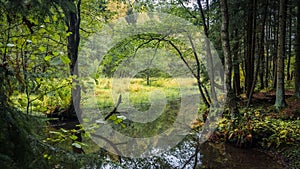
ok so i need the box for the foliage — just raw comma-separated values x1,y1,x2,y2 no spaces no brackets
40,121,126,168
254,118,300,148
46,126,87,149
135,67,172,79
216,108,300,149
216,111,254,147
11,77,72,115
0,106,43,169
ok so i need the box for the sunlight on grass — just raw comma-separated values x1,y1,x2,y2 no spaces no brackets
94,78,198,109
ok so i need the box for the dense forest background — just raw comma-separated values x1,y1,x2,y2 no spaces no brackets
1,0,300,168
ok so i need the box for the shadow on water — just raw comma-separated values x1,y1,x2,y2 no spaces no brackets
199,142,283,169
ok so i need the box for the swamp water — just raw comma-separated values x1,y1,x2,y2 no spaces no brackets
93,137,284,169
82,96,283,168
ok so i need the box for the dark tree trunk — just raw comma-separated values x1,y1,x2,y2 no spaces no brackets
265,15,272,89
247,0,268,106
275,0,287,109
272,52,277,89
259,50,265,90
206,0,210,31
287,4,292,81
259,0,269,90
272,9,279,89
265,41,269,88
295,0,300,98
146,72,150,85
233,29,241,96
245,0,257,98
65,0,84,153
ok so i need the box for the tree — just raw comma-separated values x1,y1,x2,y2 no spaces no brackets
245,0,257,98
63,0,84,154
220,0,238,115
274,0,287,109
232,28,241,96
247,0,269,106
197,0,218,106
295,0,300,99
220,0,231,94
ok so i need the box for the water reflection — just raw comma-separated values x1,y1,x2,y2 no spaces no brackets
98,136,284,169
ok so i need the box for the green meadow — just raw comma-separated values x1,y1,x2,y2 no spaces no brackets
93,77,199,110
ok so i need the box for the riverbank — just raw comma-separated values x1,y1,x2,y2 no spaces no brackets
205,90,300,169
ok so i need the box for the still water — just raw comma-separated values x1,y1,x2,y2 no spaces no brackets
96,138,283,169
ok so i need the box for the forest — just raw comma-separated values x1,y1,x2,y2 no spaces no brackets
0,0,300,168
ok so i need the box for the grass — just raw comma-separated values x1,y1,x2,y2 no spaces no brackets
11,77,198,115
93,77,198,110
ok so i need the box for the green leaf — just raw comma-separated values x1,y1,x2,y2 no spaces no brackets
39,46,46,52
60,55,71,64
69,135,78,140
43,154,51,160
53,34,60,40
115,118,123,124
121,123,126,128
49,131,60,134
31,37,37,44
66,32,73,37
44,17,50,23
52,15,58,22
60,128,68,133
53,51,59,56
44,55,52,61
109,114,117,121
72,142,82,149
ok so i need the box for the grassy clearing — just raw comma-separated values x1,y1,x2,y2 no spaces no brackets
94,77,198,110
10,77,198,117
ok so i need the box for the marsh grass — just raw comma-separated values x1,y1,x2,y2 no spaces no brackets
94,77,198,110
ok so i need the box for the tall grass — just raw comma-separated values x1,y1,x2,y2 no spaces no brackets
94,78,198,110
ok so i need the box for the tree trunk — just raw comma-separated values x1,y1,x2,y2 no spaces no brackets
146,71,150,85
197,0,218,106
265,17,271,89
275,0,287,109
265,41,269,88
233,29,241,95
259,48,265,90
220,0,231,92
247,0,268,106
259,0,269,90
272,52,277,89
206,0,210,31
245,0,257,98
295,0,300,98
66,0,84,153
272,9,279,89
220,0,238,115
287,4,292,81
